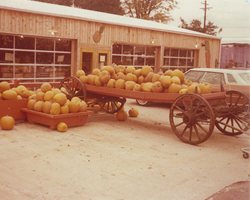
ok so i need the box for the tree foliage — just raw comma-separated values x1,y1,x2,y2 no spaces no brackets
32,0,124,15
179,18,222,36
121,0,178,24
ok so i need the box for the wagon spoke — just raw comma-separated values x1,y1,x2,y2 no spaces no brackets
196,121,209,135
189,125,193,141
194,124,201,140
175,105,185,114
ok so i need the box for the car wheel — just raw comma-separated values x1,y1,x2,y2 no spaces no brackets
136,99,152,106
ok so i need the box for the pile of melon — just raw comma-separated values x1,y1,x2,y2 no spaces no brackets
27,83,88,115
0,81,34,100
76,65,211,94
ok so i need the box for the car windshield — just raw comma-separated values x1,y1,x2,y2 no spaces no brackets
239,73,250,84
184,71,205,82
201,72,225,85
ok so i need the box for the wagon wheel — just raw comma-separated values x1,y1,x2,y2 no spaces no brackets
215,90,250,136
169,93,215,145
98,96,126,114
58,76,87,102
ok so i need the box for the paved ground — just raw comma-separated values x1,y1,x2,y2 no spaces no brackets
0,99,249,200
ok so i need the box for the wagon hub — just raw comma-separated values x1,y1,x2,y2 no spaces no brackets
183,112,196,125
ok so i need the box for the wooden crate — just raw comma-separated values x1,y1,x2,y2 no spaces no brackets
21,108,93,129
0,99,28,120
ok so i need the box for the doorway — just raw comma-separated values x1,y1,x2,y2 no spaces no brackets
81,52,93,75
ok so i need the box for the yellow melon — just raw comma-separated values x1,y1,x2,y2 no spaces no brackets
0,116,15,130
115,79,125,89
34,101,44,112
152,81,164,93
171,69,185,82
0,81,10,93
125,81,136,90
133,69,141,77
71,97,82,102
133,84,142,91
17,95,22,100
52,88,62,95
92,68,101,76
57,122,68,132
50,102,61,115
141,82,153,92
171,76,181,85
79,75,89,84
2,90,17,100
164,69,173,76
145,72,154,82
128,108,139,117
44,91,55,101
160,76,172,88
179,89,187,94
116,110,128,121
11,88,21,95
141,66,153,77
137,76,145,84
99,70,111,84
17,85,27,93
114,72,125,80
187,85,201,94
36,92,45,101
107,79,116,88
60,104,69,114
168,83,182,93
87,74,97,85
126,66,135,74
53,93,67,106
79,101,88,112
101,66,115,74
68,101,80,113
115,65,126,74
76,69,85,78
95,77,103,86
27,99,37,110
41,83,52,93
42,101,52,113
152,73,161,83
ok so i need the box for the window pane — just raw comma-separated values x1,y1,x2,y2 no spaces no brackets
134,56,144,65
15,51,34,63
187,59,194,66
15,36,35,50
56,39,71,51
146,58,155,66
164,49,170,56
202,72,225,85
0,65,13,78
0,50,14,63
36,52,54,64
112,44,122,54
171,49,178,57
56,53,71,64
179,58,186,66
164,58,170,66
122,56,133,65
146,47,155,56
170,58,178,66
180,50,187,57
36,38,54,51
187,50,194,58
55,66,71,77
123,45,133,54
135,46,145,55
227,73,237,83
0,35,13,48
112,55,122,65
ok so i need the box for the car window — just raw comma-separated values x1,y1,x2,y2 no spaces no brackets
227,73,237,83
201,72,225,85
184,71,205,82
239,73,250,84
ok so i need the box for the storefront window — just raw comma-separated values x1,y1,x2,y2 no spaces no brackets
112,44,155,68
0,34,72,82
163,48,195,72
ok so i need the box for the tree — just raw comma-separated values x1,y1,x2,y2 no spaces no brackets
32,0,124,15
122,0,178,24
179,18,222,36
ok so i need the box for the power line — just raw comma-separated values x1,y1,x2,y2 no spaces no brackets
200,0,212,32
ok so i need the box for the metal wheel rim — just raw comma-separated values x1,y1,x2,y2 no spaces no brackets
169,93,215,145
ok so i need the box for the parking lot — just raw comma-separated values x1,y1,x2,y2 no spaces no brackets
0,99,249,200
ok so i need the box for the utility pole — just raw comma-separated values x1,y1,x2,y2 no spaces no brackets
201,0,212,33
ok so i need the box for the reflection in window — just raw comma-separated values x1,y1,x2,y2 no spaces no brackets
56,53,71,64
15,51,34,63
15,36,35,50
0,35,13,48
56,39,71,51
112,44,155,67
36,38,54,50
0,50,14,63
36,52,54,64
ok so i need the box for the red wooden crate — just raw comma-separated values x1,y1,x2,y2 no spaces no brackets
0,99,28,120
21,108,93,129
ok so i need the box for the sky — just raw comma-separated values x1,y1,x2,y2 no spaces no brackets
167,0,250,41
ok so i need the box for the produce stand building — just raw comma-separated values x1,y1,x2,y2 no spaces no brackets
0,0,221,83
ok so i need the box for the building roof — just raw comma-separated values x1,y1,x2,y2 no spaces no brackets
0,0,220,40
221,38,250,45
